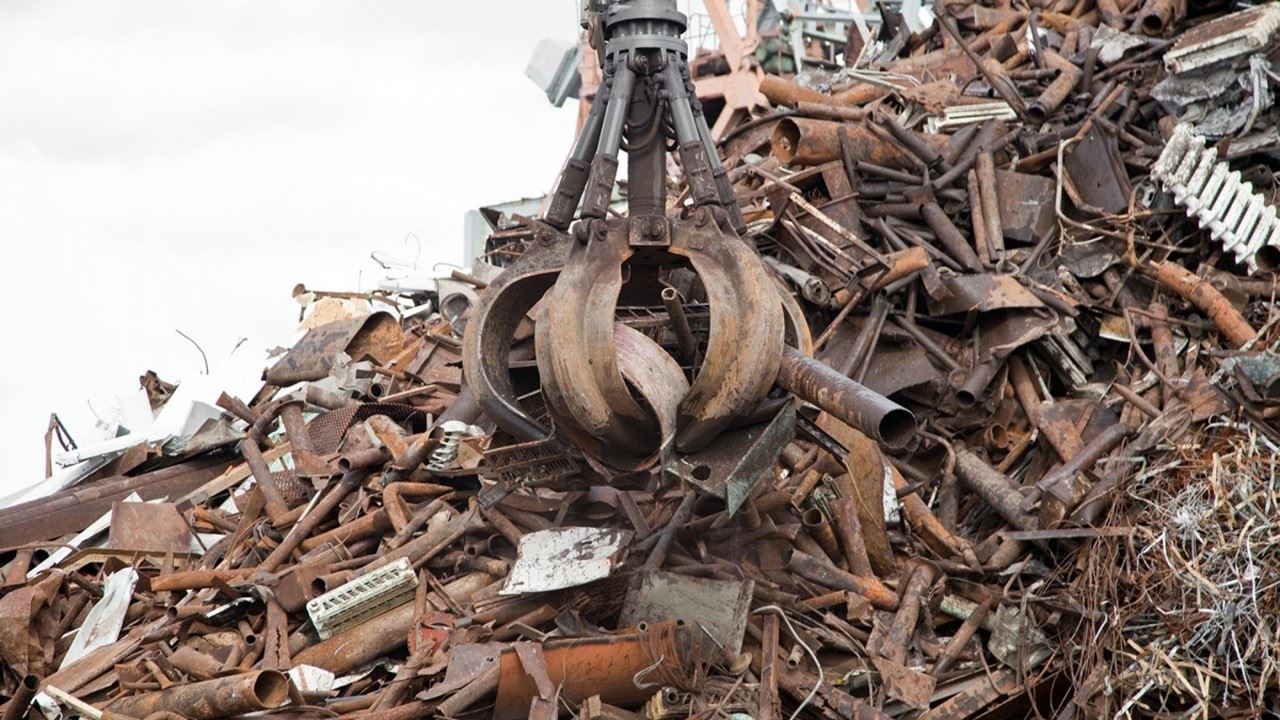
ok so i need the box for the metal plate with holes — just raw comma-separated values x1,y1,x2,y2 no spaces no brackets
665,402,796,516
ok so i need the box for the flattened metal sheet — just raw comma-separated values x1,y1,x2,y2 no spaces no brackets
501,527,633,595
619,570,753,658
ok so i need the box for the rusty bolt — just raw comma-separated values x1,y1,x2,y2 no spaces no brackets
648,216,665,239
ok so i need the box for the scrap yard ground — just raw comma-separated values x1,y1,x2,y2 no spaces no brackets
4,1,1280,719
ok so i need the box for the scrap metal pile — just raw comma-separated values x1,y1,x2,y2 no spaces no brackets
8,0,1280,718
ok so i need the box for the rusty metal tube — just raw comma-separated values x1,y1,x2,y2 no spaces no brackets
239,439,288,523
304,383,355,410
387,497,456,549
166,646,224,681
1034,423,1132,509
772,118,940,170
975,152,1005,258
1026,51,1081,124
954,450,1037,531
921,203,983,272
760,75,881,108
383,481,452,532
279,401,328,477
793,101,866,122
787,550,898,610
801,508,843,567
1,675,38,720
365,415,411,465
259,468,370,573
106,670,289,720
299,508,392,552
830,496,874,578
955,358,1003,409
291,572,492,674
777,347,916,448
277,402,315,453
882,115,943,168
149,569,251,593
661,287,699,364
1135,0,1184,36
360,508,485,575
337,447,390,473
933,596,995,675
882,563,935,665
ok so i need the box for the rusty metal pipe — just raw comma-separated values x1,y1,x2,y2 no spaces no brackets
943,123,981,167
1026,51,1081,124
337,447,390,472
882,115,945,169
644,491,698,571
661,287,699,364
238,440,288,524
106,671,289,720
793,101,866,122
881,563,935,665
479,505,524,547
216,392,259,426
278,401,329,477
304,383,355,410
777,347,916,448
954,450,1037,530
975,152,1005,259
890,317,962,372
299,508,392,552
362,508,485,575
760,75,882,108
801,508,843,568
277,401,315,453
921,203,983,272
365,416,411,464
830,496,874,578
933,596,995,675
166,647,223,681
839,298,888,378
259,468,370,573
383,482,452,532
787,550,898,610
1,675,38,720
291,573,492,674
772,118,940,170
955,358,1003,408
932,124,1016,190
149,569,251,593
1134,0,1183,36
1034,423,1132,509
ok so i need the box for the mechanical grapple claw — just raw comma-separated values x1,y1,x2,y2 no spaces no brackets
462,0,914,473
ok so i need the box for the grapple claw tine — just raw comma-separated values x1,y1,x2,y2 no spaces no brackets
461,237,568,442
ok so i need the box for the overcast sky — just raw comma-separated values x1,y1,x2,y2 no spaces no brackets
0,2,586,492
